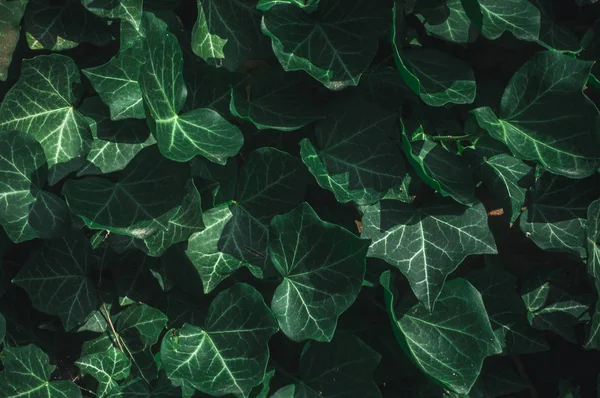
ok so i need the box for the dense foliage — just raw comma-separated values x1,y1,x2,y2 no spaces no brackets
1,0,600,396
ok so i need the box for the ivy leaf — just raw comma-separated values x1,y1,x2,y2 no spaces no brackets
300,99,405,206
472,51,600,178
362,198,497,310
0,345,81,397
191,156,238,208
0,0,27,81
257,0,320,12
230,68,325,131
76,346,131,397
520,173,600,259
381,271,502,395
0,131,70,242
116,303,168,348
13,232,99,331
587,199,600,293
186,148,308,293
393,3,476,106
475,0,541,41
81,0,143,31
273,333,381,397
466,264,549,355
0,54,92,184
24,0,113,51
77,97,156,176
533,0,580,52
521,270,590,343
63,146,190,241
474,153,534,224
82,21,146,120
161,284,278,398
356,65,418,111
183,62,249,116
419,0,476,43
261,0,389,90
141,13,243,163
142,179,205,257
402,134,475,206
269,203,369,342
191,0,271,71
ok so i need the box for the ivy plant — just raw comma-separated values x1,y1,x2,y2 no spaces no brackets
1,0,600,397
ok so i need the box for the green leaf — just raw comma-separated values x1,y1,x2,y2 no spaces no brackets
474,153,533,224
419,0,477,43
191,156,238,207
192,0,271,71
520,173,600,259
0,131,70,242
521,269,590,343
466,264,549,355
117,303,168,348
402,134,475,206
0,54,92,184
257,0,320,12
24,0,113,51
469,357,530,398
362,198,497,310
77,97,156,176
230,68,325,131
300,99,405,206
13,232,100,330
274,333,381,397
186,148,308,293
142,179,205,257
161,284,278,398
0,0,27,81
476,0,541,41
585,299,600,349
356,65,418,111
587,199,600,293
0,312,5,344
63,146,190,241
141,14,243,163
393,3,476,106
533,0,581,52
0,345,81,397
183,62,249,116
76,345,131,397
471,51,600,178
381,271,502,395
82,0,143,31
261,0,389,90
82,21,146,120
269,203,369,341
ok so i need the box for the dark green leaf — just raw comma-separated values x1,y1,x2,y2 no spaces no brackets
230,68,325,131
77,97,156,176
402,134,475,206
300,99,405,206
0,54,92,183
13,232,100,330
192,0,271,71
24,0,113,51
141,13,243,163
0,345,81,397
472,51,600,178
186,148,308,293
274,333,381,397
261,0,389,90
0,131,70,242
76,345,131,397
381,271,502,395
161,284,278,398
82,0,143,31
520,173,600,259
363,198,497,310
269,203,369,341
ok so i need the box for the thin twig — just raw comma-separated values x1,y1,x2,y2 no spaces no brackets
102,303,124,353
428,134,471,141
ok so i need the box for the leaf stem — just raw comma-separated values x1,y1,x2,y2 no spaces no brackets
102,303,124,353
428,134,471,141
